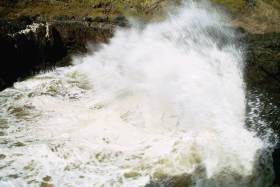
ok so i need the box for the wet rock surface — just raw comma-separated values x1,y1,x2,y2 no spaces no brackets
245,32,280,91
0,19,66,90
273,147,280,185
0,16,128,91
244,32,280,185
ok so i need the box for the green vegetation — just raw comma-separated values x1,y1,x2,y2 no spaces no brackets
0,0,278,18
212,0,279,14
212,0,247,13
0,0,171,19
233,0,280,33
211,0,280,33
0,0,279,32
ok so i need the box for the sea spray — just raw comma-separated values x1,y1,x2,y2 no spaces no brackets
0,1,274,187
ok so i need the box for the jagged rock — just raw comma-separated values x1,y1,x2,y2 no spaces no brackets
53,15,74,21
0,18,68,90
0,15,129,91
244,32,280,186
273,147,280,185
113,16,129,27
0,16,34,34
0,0,18,7
92,16,109,23
245,32,280,90
50,20,113,53
83,16,94,22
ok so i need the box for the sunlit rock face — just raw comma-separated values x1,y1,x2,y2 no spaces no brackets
0,2,275,187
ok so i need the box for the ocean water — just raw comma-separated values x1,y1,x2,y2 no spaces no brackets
0,2,274,187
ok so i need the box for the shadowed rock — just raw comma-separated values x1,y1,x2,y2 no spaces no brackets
273,147,280,185
0,16,129,91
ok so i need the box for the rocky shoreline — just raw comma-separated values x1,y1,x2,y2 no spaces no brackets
0,15,128,90
0,14,279,185
1,16,279,90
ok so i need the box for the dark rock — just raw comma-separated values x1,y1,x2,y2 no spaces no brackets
245,32,280,91
0,20,67,90
0,15,124,91
244,32,280,137
83,16,94,22
146,175,192,187
273,147,280,185
0,16,34,34
0,0,18,7
246,0,257,8
53,15,73,21
243,31,280,185
50,20,113,53
92,16,108,23
17,15,34,25
113,16,129,27
92,1,111,9
46,26,67,64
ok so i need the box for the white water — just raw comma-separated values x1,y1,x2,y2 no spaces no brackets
0,2,274,187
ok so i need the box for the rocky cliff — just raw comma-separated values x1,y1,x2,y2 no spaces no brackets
0,15,128,90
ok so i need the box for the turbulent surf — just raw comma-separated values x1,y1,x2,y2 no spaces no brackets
0,2,274,187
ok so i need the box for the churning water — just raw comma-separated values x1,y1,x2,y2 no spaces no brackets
0,2,275,187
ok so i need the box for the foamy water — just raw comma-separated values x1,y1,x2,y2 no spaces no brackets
0,2,274,187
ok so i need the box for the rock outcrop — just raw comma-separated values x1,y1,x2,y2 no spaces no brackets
273,147,280,185
245,32,280,90
0,16,128,90
244,32,280,185
0,17,65,90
